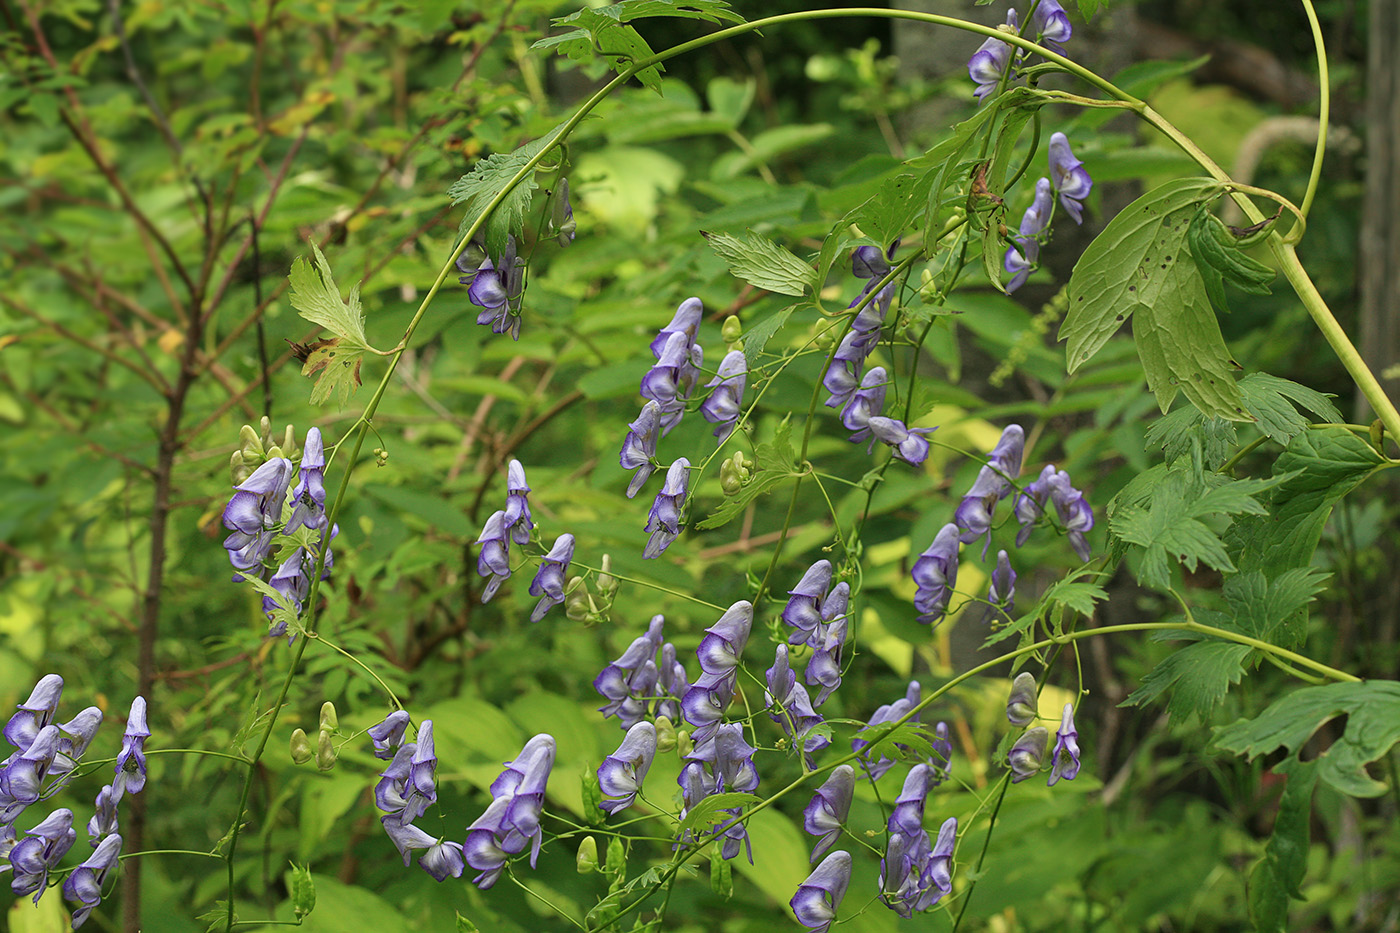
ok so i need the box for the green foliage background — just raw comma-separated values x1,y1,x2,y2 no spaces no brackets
1,1,1397,931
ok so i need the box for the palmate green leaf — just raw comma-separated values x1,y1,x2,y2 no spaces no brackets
1214,680,1400,798
1143,404,1238,468
447,122,566,258
1236,372,1343,442
677,791,761,838
1109,462,1281,591
701,230,816,297
289,242,368,349
1222,566,1328,644
1121,640,1251,721
853,722,936,763
1061,178,1251,421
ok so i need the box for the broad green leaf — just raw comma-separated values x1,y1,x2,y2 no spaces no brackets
734,808,811,908
1214,680,1400,797
548,0,742,27
533,24,665,93
706,75,755,127
1121,640,1250,721
1041,578,1108,617
701,230,816,297
1222,567,1328,645
447,123,566,257
740,304,797,367
1062,178,1250,419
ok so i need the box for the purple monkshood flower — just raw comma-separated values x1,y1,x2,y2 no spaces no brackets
374,722,436,825
620,400,663,498
805,605,848,708
880,816,957,917
680,672,735,745
930,722,953,786
112,697,149,799
888,764,931,837
222,457,294,578
528,533,575,622
696,600,753,680
803,765,854,863
853,682,922,782
1014,464,1094,559
503,459,534,545
912,524,960,626
700,350,747,442
595,617,666,729
642,331,704,437
63,832,122,925
988,549,1017,622
0,725,60,823
465,734,556,889
1032,0,1072,54
682,724,758,861
1006,672,1038,726
867,416,935,466
841,366,889,445
367,710,411,760
50,706,102,785
474,510,511,602
8,807,76,903
1048,703,1081,785
1009,726,1049,783
650,297,704,359
284,427,328,536
263,540,337,641
822,346,862,412
1005,177,1054,292
4,674,63,752
784,560,833,646
86,785,119,844
1049,132,1092,224
643,459,690,559
597,721,657,815
457,236,524,340
655,642,689,724
551,178,576,247
380,818,464,881
954,424,1026,555
968,9,1019,103
764,646,829,768
791,849,852,933
1014,464,1058,545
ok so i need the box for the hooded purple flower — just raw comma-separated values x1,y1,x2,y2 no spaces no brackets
880,814,957,918
367,710,411,760
111,697,149,799
764,645,828,767
912,524,960,626
1032,0,1072,54
1004,177,1054,292
4,674,63,752
284,427,328,536
1006,672,1038,726
1047,468,1095,561
650,297,703,359
50,706,102,784
822,345,862,412
791,850,852,933
474,510,511,603
968,9,1019,103
888,764,931,837
988,549,1017,622
86,785,119,844
954,424,1025,555
8,807,76,902
841,366,889,445
594,617,666,729
1047,703,1081,785
682,723,758,861
853,681,922,781
373,722,436,827
62,831,120,925
503,459,534,545
222,457,294,577
642,331,703,437
643,459,690,559
805,605,847,708
597,721,657,815
466,734,556,888
696,600,753,680
783,560,833,646
458,236,524,340
803,765,854,863
551,178,576,247
1014,464,1058,545
700,349,747,442
620,400,663,498
868,416,935,466
380,818,464,880
0,725,60,823
680,671,735,744
655,642,689,724
1009,726,1049,783
528,533,575,622
1048,132,1092,224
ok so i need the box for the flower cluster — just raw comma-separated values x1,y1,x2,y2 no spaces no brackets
594,616,687,730
822,246,934,466
1014,463,1095,561
764,645,829,768
680,723,759,861
473,460,578,616
1004,134,1093,292
466,734,557,888
881,806,958,918
780,561,851,706
954,424,1026,556
373,719,466,881
643,298,705,436
222,425,338,642
1004,676,1082,785
2,677,143,925
912,524,960,627
680,601,751,745
968,2,1073,103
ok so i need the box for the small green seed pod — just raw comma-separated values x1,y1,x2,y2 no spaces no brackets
576,836,599,874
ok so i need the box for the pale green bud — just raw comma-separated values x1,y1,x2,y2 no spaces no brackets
319,701,338,733
576,836,599,873
315,729,337,771
289,728,314,765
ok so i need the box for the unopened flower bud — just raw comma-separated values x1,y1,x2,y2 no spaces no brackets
721,316,743,344
1006,672,1038,726
816,329,835,350
319,701,338,733
720,460,744,496
315,729,337,771
605,836,626,877
565,576,591,621
676,729,693,758
289,864,316,919
290,728,314,765
239,424,264,459
576,836,599,873
230,450,253,485
654,715,677,753
596,555,617,599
